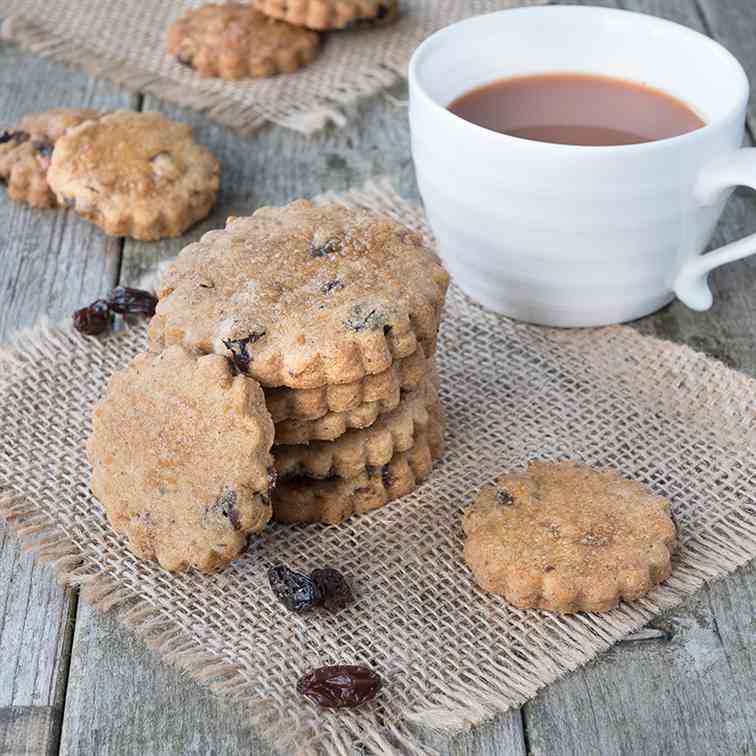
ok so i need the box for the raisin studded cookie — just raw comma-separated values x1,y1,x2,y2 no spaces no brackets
87,346,276,573
463,462,677,614
150,201,449,388
0,108,101,208
275,371,438,478
254,0,398,30
167,4,320,79
266,345,428,422
273,409,445,524
47,111,220,240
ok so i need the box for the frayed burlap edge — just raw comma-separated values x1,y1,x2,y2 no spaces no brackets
0,14,401,135
2,301,756,752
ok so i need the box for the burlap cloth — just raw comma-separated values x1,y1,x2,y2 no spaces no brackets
2,182,756,755
0,0,543,136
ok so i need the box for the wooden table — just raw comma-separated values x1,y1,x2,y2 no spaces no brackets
1,1,754,754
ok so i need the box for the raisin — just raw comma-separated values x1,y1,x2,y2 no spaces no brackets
321,279,344,295
202,489,240,530
380,466,393,488
495,489,514,506
107,286,158,316
310,238,342,258
0,130,29,145
223,331,266,374
311,568,353,611
298,665,381,709
383,324,392,335
177,53,194,69
32,140,53,158
344,305,386,333
268,565,322,612
73,299,111,335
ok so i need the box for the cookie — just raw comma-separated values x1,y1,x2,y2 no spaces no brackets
0,108,101,208
275,372,438,480
167,4,320,80
462,462,677,614
265,344,428,422
87,345,276,573
150,201,449,388
47,111,220,240
254,0,398,30
272,409,445,524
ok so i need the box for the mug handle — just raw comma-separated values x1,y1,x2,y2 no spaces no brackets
673,148,756,310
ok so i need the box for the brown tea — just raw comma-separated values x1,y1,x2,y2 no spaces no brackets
447,73,705,146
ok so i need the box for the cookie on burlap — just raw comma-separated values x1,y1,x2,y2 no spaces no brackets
87,346,276,573
275,371,438,478
254,0,398,30
265,345,428,422
0,108,101,208
150,200,449,388
463,462,677,614
167,4,321,80
47,111,220,240
273,409,445,524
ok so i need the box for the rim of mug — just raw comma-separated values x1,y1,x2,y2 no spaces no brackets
408,5,750,153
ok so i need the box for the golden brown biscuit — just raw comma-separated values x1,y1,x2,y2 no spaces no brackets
0,108,101,208
274,372,438,479
272,408,445,524
150,201,449,388
167,4,321,80
265,344,429,422
254,0,398,30
47,111,220,240
87,346,276,573
463,462,677,614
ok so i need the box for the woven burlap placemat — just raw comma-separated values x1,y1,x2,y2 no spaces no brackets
2,182,756,755
0,0,543,136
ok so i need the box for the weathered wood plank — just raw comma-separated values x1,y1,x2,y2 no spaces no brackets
58,603,273,756
696,0,756,135
0,706,60,756
0,39,134,756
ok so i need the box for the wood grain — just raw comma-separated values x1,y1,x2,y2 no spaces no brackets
0,39,134,756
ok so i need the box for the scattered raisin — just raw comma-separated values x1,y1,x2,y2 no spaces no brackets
383,324,392,335
311,568,353,611
495,489,514,506
298,665,381,709
31,140,53,158
310,238,342,258
223,331,266,374
268,565,322,612
73,299,111,336
544,565,555,572
321,279,344,294
0,130,29,145
107,286,158,316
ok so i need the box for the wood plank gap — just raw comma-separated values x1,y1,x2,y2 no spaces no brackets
50,590,79,756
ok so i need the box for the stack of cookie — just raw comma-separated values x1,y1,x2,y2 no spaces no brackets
166,1,398,80
88,199,449,572
149,200,449,527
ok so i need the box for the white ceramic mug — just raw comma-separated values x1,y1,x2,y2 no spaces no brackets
409,6,756,327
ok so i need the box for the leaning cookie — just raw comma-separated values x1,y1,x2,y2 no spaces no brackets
272,410,445,525
47,111,220,240
254,0,398,30
87,346,276,573
167,4,320,79
150,201,449,388
265,345,429,422
463,462,677,614
0,108,101,208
